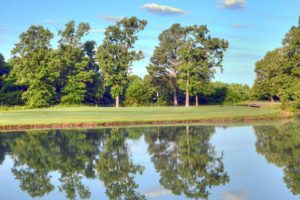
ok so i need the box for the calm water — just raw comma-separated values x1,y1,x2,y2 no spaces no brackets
0,119,299,200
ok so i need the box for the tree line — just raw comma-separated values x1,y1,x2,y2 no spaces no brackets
0,16,299,108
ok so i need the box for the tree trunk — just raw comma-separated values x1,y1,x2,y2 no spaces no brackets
271,96,274,103
196,95,199,107
185,70,190,107
115,95,120,108
185,84,189,107
173,89,178,106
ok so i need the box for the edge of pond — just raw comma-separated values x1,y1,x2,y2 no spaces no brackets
0,111,295,131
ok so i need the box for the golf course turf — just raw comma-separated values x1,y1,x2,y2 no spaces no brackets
0,105,293,130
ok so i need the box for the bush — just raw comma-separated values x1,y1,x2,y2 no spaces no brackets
125,77,155,106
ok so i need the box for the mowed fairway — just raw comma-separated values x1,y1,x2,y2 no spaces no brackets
0,106,283,127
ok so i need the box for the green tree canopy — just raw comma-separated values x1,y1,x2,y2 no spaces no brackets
96,16,147,107
147,24,185,106
58,21,99,105
252,16,300,109
125,75,156,106
177,25,229,107
10,25,58,108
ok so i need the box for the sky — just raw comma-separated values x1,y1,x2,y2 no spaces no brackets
0,0,299,85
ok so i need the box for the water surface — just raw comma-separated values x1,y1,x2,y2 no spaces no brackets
0,119,299,200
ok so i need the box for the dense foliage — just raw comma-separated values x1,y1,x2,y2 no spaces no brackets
147,24,184,106
3,16,298,108
147,24,229,107
125,76,156,106
5,22,105,108
252,17,300,109
0,53,25,106
96,17,147,107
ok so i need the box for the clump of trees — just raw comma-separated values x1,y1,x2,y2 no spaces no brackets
7,15,296,108
124,79,250,106
252,17,300,110
96,17,147,107
148,24,229,107
7,21,105,108
0,17,231,108
125,75,156,106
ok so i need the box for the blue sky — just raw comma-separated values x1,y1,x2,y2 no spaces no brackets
0,0,299,85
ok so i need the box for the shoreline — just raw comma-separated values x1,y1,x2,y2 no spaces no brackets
0,111,294,131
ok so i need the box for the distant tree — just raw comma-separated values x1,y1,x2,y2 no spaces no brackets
96,16,147,107
0,54,24,105
190,79,213,107
0,72,26,106
225,83,250,105
58,21,97,105
252,49,283,101
0,53,11,77
0,53,10,91
10,25,57,108
147,24,184,106
125,76,155,106
200,82,227,104
177,25,228,107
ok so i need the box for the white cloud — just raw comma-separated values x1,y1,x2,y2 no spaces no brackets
142,3,189,16
97,15,124,22
221,0,246,9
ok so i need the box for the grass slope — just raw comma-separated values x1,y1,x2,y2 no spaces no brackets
0,106,283,128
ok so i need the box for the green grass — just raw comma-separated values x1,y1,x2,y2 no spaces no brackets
0,105,284,127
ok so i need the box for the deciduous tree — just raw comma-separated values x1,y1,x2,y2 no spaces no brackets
96,17,147,107
147,24,184,106
177,25,228,107
10,25,57,108
58,21,97,105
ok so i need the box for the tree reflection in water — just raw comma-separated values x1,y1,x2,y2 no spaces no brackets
145,125,229,199
0,128,144,200
254,119,300,196
96,128,145,200
0,125,229,200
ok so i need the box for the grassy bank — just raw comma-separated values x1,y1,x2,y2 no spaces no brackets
0,105,291,130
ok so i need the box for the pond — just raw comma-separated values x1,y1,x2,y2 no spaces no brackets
0,118,299,200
